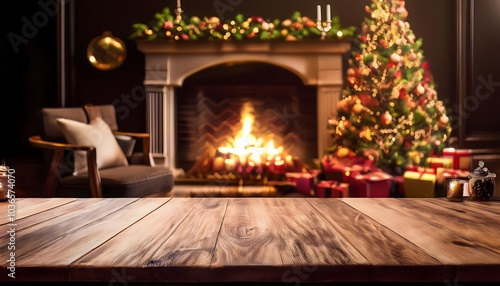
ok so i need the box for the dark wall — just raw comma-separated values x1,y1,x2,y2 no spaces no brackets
1,0,457,161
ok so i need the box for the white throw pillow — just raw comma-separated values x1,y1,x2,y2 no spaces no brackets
56,117,129,175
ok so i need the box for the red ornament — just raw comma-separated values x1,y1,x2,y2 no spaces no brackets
163,21,174,30
380,112,393,125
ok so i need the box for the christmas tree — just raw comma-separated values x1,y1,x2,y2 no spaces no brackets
327,0,452,175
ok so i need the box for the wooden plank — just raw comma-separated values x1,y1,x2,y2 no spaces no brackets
0,198,139,281
9,198,170,282
261,198,371,282
144,198,228,281
306,198,446,282
209,198,288,281
343,198,500,282
3,199,100,232
70,198,205,282
0,198,77,225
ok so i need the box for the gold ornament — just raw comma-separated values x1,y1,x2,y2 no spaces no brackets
352,103,365,114
337,147,352,158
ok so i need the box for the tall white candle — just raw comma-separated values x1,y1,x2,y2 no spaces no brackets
326,4,331,22
317,5,321,21
177,0,181,7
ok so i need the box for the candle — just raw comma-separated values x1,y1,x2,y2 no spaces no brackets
326,4,331,22
446,178,465,202
317,5,321,21
177,0,181,7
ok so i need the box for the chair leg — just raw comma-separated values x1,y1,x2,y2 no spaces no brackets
86,148,103,198
43,149,64,197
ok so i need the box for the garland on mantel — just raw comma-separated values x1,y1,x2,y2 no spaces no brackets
129,7,356,41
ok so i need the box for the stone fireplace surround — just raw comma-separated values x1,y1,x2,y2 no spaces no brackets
137,40,350,171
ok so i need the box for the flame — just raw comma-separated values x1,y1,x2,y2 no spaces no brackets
216,102,287,172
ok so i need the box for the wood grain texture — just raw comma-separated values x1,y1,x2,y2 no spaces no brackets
2,198,500,283
0,198,138,266
306,198,445,282
261,198,371,282
70,198,205,282
0,198,77,225
343,198,500,282
210,198,284,281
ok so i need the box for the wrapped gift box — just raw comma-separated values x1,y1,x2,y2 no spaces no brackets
442,148,472,170
403,171,437,198
350,171,393,197
405,165,436,174
321,155,378,183
426,156,453,171
285,172,317,196
316,181,349,198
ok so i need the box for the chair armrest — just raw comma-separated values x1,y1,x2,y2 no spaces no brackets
113,131,149,139
29,136,103,198
29,135,94,151
113,131,151,165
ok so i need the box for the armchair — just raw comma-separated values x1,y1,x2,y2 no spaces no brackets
29,104,174,198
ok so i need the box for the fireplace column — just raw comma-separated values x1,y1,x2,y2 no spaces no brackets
317,85,342,157
144,84,176,169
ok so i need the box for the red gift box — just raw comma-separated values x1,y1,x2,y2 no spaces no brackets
442,148,472,170
322,155,378,183
316,180,349,198
350,171,393,197
285,172,317,196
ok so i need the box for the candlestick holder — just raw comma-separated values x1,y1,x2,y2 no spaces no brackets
175,5,183,23
316,4,332,40
316,19,332,40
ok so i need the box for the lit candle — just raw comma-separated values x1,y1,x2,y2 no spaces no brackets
317,5,321,21
326,4,331,22
446,178,465,202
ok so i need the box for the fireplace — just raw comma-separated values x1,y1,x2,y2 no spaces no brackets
137,40,350,175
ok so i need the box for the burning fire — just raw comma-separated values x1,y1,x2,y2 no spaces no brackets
214,102,292,179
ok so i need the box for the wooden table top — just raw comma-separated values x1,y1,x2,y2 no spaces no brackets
1,197,500,283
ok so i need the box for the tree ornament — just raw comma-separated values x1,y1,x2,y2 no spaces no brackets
408,50,417,61
352,103,365,114
390,53,402,64
438,114,449,126
380,111,393,125
416,84,425,95
337,147,352,158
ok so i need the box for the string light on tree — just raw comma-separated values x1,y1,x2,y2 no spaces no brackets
326,0,452,175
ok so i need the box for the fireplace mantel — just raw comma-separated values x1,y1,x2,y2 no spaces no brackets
137,40,350,170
